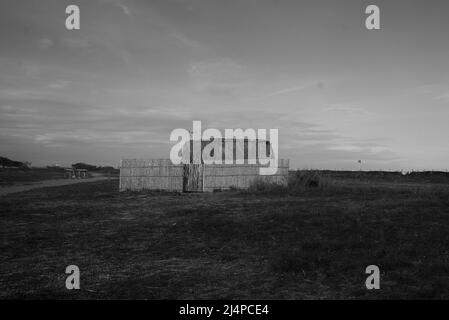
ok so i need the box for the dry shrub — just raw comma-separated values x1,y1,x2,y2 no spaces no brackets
247,170,331,195
287,170,330,193
247,178,287,195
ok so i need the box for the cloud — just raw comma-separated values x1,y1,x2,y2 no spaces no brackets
100,0,132,16
244,81,321,102
407,83,449,103
284,141,400,170
188,59,249,96
324,104,371,115
47,80,70,89
0,105,14,112
0,88,47,100
435,92,449,102
34,130,167,147
170,32,205,50
0,96,194,151
117,3,132,16
256,84,309,100
412,83,442,95
61,38,91,49
37,38,53,49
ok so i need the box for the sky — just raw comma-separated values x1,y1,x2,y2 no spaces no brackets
0,0,448,170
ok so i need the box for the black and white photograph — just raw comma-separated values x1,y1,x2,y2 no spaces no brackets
1,0,449,306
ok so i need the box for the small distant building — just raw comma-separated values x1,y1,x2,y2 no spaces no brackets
65,168,89,179
120,139,289,192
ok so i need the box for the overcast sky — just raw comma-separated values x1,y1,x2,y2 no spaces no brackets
1,0,448,170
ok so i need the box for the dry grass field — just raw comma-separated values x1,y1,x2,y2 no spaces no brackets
0,168,67,186
1,171,449,299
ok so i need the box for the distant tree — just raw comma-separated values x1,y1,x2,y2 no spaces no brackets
71,162,98,170
98,166,115,171
97,166,119,174
0,156,24,168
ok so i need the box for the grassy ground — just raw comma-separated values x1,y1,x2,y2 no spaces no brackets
0,168,67,186
0,167,119,187
1,173,449,299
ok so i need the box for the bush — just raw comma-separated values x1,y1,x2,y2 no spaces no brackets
247,179,287,195
247,170,331,195
287,170,330,193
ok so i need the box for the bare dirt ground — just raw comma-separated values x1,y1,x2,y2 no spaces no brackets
0,176,112,196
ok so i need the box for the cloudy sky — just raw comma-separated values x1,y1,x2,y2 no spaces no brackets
1,0,448,170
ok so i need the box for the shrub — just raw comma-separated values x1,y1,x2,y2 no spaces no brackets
287,170,330,193
247,170,331,195
247,178,287,195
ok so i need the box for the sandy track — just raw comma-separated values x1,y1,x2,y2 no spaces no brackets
0,177,113,196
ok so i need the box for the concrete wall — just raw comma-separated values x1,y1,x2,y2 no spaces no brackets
120,158,289,192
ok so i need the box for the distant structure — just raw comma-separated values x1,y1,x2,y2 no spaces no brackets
65,168,89,179
120,139,289,192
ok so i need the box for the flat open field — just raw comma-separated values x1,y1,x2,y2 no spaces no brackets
1,173,449,299
0,168,67,186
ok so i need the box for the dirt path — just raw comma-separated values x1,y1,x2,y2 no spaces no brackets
0,177,113,196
